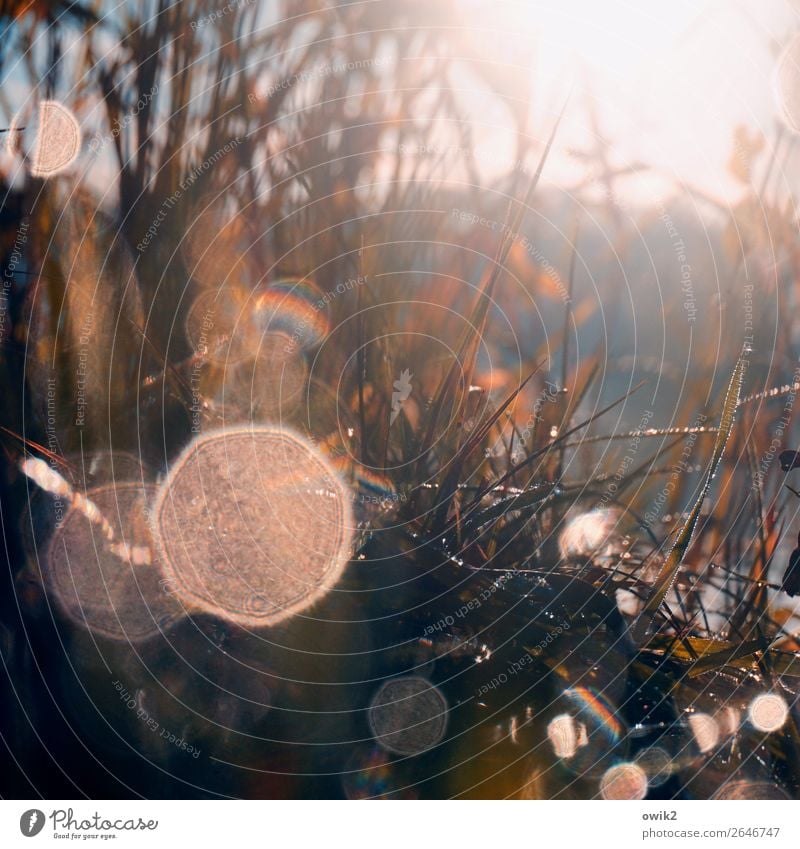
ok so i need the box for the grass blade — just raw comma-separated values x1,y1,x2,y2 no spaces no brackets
634,356,746,642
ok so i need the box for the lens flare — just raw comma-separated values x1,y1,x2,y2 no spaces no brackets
547,713,589,760
633,747,673,787
222,334,308,421
559,508,621,559
154,426,354,628
251,278,329,351
342,747,417,799
748,693,789,733
547,713,589,759
551,687,628,778
563,686,624,745
718,706,741,736
21,451,148,563
7,100,81,177
329,457,402,525
185,287,253,365
599,762,648,800
31,101,81,177
688,712,719,754
44,484,184,641
714,781,791,800
368,676,448,756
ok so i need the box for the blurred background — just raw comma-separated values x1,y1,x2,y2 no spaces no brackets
2,0,800,800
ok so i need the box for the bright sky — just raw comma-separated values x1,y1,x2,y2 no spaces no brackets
455,0,799,204
3,0,798,207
